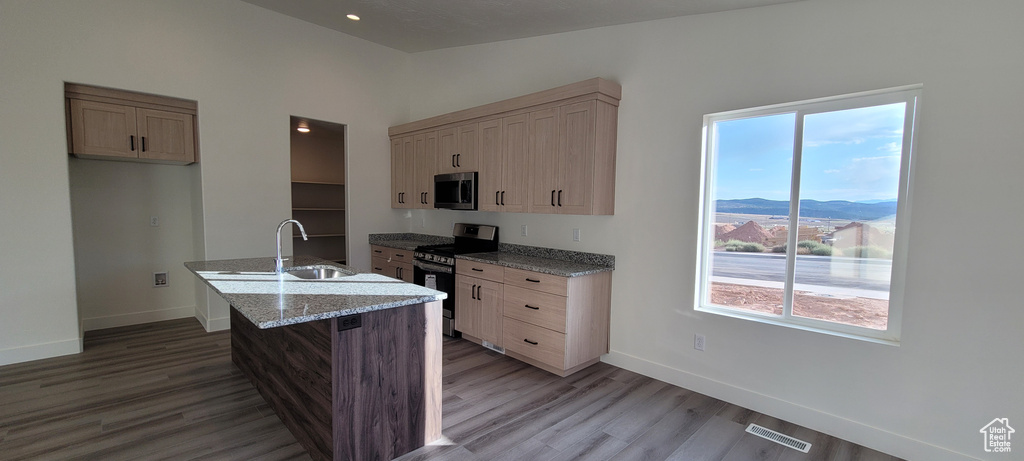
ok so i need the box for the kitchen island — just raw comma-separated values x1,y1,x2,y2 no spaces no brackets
185,256,446,461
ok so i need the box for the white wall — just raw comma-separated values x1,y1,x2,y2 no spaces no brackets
69,159,197,330
402,0,1024,459
0,0,407,360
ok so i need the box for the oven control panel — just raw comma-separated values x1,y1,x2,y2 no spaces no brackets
414,251,455,267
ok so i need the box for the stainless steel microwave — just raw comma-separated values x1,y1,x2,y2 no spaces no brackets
434,172,477,210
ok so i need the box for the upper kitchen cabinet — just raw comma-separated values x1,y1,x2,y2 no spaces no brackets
392,131,437,209
65,83,197,165
530,100,618,215
437,122,479,175
389,78,620,215
480,115,529,213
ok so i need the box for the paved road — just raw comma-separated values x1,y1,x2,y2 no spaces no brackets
710,251,892,292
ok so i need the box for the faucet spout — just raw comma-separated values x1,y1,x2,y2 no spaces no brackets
276,219,308,273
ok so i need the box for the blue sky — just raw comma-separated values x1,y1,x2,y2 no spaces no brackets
713,103,906,202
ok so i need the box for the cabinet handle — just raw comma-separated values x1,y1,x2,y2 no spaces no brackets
422,192,427,204
525,304,540,310
524,339,538,345
456,154,461,167
501,191,505,206
525,278,540,283
495,191,500,206
396,267,402,279
129,135,135,151
551,190,556,206
558,190,562,206
374,266,383,271
141,137,146,152
374,249,383,254
452,154,456,168
471,284,477,300
476,285,482,299
471,267,483,272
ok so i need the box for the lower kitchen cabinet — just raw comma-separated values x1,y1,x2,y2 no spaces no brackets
455,259,612,377
370,245,413,282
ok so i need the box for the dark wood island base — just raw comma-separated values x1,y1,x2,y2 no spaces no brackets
230,301,443,461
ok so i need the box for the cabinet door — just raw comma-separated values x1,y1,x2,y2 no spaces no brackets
557,101,596,215
478,119,502,212
475,278,504,347
69,99,138,158
395,262,414,282
528,108,559,214
455,276,482,339
391,136,415,208
415,131,438,208
501,114,529,213
411,134,426,208
136,108,195,163
437,127,458,175
455,122,479,173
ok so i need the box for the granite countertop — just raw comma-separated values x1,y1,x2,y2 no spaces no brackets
456,252,612,277
185,256,446,329
369,233,615,278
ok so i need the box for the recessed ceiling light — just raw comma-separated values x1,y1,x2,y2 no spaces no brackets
346,14,360,21
297,121,311,133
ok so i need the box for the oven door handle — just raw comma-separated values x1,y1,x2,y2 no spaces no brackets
413,260,453,274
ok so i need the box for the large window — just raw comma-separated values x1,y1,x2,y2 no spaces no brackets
696,86,920,344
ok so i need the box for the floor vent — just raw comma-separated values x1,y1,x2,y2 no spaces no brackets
481,340,505,354
745,423,811,453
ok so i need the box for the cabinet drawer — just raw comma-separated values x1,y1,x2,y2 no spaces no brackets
503,318,565,370
503,285,567,333
389,249,412,263
456,260,504,282
503,268,567,296
370,256,388,275
370,245,387,257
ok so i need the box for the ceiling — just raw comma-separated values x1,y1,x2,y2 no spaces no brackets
239,0,805,53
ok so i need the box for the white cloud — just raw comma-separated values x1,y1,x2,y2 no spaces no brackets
749,168,764,172
824,169,840,174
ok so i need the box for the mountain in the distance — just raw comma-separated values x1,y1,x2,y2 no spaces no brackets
715,198,897,221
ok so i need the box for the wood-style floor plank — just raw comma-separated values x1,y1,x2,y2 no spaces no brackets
0,319,904,461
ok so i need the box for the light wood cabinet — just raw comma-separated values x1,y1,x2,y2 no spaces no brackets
480,115,529,213
370,245,413,282
66,83,197,165
391,131,438,209
390,78,619,215
437,122,479,175
453,259,612,377
501,269,612,377
529,100,616,215
415,131,438,208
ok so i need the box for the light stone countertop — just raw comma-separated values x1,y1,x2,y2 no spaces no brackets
185,256,446,329
368,233,615,277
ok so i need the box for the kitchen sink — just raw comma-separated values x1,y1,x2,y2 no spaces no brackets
285,266,355,280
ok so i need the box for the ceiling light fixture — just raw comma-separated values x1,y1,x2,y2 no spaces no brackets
346,14,360,21
297,121,310,133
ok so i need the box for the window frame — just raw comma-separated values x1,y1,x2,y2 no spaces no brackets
695,85,922,345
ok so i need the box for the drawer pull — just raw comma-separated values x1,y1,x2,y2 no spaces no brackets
524,339,538,345
373,266,383,271
471,267,483,272
525,278,540,283
395,253,404,257
525,304,540,310
373,249,383,254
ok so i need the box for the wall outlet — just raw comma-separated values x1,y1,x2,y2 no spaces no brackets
694,334,705,351
150,216,159,227
521,224,528,236
572,228,581,242
154,272,168,287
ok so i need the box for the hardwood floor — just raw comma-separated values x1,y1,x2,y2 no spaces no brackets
0,319,901,461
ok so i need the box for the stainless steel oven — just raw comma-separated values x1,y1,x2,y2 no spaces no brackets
413,259,457,336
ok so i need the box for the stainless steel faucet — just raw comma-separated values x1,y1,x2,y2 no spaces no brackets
276,219,308,273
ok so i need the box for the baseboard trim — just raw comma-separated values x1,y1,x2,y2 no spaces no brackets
81,306,196,332
602,350,968,461
0,338,82,366
207,316,230,332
